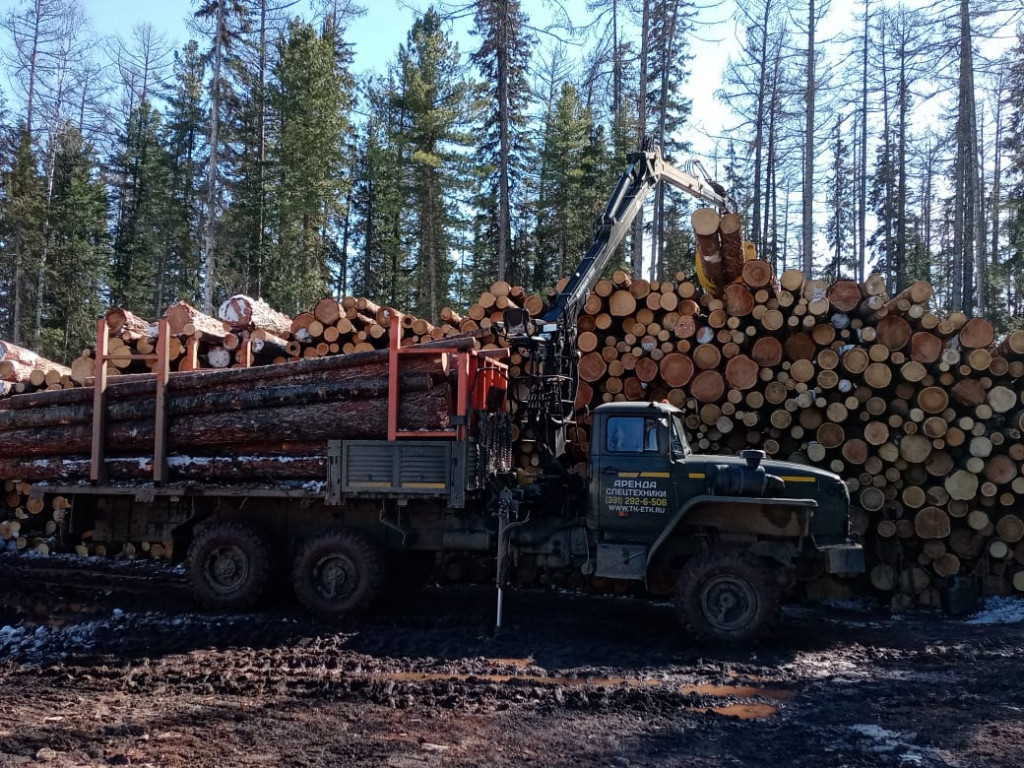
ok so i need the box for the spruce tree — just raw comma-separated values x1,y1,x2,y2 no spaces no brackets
162,40,207,307
39,124,107,362
266,19,352,313
0,125,46,344
350,76,408,308
534,81,590,291
392,8,477,320
109,99,173,317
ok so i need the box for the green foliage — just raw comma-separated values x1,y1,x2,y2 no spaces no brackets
470,0,535,284
824,117,857,281
39,125,108,362
390,7,479,320
265,19,353,314
350,77,409,308
0,125,46,344
161,40,206,308
109,99,174,318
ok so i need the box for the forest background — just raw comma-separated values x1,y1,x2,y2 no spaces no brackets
1,0,1023,364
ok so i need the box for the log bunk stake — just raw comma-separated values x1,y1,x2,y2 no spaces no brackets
90,318,173,485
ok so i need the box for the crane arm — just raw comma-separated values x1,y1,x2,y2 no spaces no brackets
501,143,734,460
540,146,733,329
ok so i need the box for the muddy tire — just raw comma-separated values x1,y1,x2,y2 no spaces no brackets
674,549,779,645
186,521,272,611
291,529,387,618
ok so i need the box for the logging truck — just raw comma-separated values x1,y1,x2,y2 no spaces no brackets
2,143,862,644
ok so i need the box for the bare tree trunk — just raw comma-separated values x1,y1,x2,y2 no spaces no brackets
257,0,268,298
751,0,772,260
858,0,869,283
632,0,649,280
495,10,511,283
952,0,977,313
801,0,815,278
895,33,908,291
990,76,1004,314
202,0,227,313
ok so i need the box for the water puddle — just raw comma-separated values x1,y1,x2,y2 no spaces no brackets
686,703,779,720
680,683,793,701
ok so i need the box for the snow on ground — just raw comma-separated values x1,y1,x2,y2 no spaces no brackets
966,596,1024,625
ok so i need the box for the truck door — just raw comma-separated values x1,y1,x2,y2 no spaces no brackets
594,413,674,538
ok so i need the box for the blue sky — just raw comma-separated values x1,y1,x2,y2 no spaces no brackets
88,0,413,75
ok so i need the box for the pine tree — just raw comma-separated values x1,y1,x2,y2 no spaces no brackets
109,99,173,317
1001,31,1024,322
534,81,591,291
470,0,534,284
194,0,251,311
350,75,409,308
646,0,693,279
825,115,856,281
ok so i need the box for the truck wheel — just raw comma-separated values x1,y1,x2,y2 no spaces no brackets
291,529,386,618
674,549,779,645
186,521,271,611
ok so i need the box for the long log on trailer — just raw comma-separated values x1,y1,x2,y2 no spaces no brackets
0,370,440,431
0,334,480,413
0,453,330,484
0,384,452,461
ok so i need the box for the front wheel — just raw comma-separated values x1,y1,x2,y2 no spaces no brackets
674,549,780,645
291,529,387,618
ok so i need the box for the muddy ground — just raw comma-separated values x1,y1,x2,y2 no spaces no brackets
1,554,1022,768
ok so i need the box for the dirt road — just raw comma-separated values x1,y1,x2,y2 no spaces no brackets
1,554,1022,767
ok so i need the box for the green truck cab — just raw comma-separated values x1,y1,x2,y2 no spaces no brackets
573,401,862,642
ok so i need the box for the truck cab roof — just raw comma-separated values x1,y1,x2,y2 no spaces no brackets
592,401,682,416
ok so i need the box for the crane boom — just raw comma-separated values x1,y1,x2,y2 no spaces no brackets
542,146,733,329
503,143,735,460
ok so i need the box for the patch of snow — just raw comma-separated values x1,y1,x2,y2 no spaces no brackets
966,596,1024,625
219,296,246,324
850,724,903,742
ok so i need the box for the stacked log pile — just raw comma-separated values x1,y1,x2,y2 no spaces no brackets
56,296,463,385
1,480,69,555
0,341,75,396
512,259,1024,606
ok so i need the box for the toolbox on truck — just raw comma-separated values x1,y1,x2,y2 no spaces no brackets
327,439,471,508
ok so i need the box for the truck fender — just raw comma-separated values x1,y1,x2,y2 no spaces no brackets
645,495,817,573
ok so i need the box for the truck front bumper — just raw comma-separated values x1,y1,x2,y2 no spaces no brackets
823,543,865,575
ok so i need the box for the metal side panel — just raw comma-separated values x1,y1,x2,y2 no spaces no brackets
595,542,648,581
336,441,468,507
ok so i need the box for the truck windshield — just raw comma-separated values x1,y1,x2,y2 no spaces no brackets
671,415,690,457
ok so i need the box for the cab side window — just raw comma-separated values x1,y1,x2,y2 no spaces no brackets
607,416,659,453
